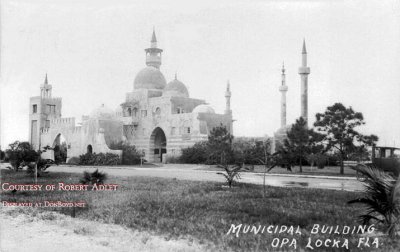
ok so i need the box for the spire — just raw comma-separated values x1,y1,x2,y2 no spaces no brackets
225,80,232,115
44,73,48,85
282,61,285,74
151,27,157,43
145,28,163,68
302,38,307,54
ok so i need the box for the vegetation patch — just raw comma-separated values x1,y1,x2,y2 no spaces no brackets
1,169,399,251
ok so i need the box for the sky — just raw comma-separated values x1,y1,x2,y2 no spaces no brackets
1,0,400,148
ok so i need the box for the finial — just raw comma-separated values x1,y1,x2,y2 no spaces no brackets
302,38,307,54
282,62,285,73
151,27,157,43
227,80,230,91
44,73,48,85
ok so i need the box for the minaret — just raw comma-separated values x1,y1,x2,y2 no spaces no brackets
145,28,163,69
225,80,232,115
298,39,310,126
40,73,52,98
279,63,288,128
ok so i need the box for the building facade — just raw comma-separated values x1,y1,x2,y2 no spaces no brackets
29,30,233,163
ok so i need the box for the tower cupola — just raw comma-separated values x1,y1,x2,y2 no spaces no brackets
145,28,163,69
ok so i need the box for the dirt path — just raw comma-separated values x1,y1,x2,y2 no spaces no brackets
0,207,211,252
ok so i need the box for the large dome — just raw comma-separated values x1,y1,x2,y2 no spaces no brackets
163,78,189,98
134,66,167,90
192,104,215,114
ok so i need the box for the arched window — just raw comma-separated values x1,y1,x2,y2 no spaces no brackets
127,108,132,117
133,108,138,117
155,107,161,115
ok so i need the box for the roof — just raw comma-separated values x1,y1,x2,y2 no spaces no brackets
134,66,166,90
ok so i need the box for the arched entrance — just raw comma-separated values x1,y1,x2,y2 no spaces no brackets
150,127,166,163
87,145,93,154
53,134,68,163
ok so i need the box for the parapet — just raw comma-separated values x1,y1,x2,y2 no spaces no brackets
50,117,75,127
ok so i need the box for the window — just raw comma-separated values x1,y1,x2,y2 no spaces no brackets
176,107,184,114
133,108,138,117
186,127,191,134
141,110,147,117
32,104,37,113
45,120,50,128
127,108,132,116
155,107,161,115
47,104,56,114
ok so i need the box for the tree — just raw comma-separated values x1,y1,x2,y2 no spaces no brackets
5,141,39,171
207,124,234,164
314,103,378,174
281,117,323,173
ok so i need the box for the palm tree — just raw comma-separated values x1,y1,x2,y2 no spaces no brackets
348,164,400,237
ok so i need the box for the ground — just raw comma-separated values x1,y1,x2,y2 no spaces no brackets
0,207,208,252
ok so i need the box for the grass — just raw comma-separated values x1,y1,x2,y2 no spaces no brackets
1,169,399,251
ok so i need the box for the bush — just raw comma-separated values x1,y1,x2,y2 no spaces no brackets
165,155,181,164
78,152,120,166
109,142,143,165
67,156,80,165
180,142,208,164
80,169,107,185
315,154,328,169
0,150,5,161
5,141,39,170
348,164,400,237
25,159,56,176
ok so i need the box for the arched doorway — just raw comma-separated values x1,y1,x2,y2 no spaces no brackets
87,145,93,154
53,134,68,163
150,127,166,163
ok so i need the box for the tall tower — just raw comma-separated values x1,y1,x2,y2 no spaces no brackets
279,63,288,128
298,39,310,126
145,28,163,69
29,74,62,150
225,80,232,115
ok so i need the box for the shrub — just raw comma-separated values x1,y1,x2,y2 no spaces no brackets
109,142,143,165
165,155,181,164
67,156,80,165
348,164,400,237
180,142,208,164
216,152,248,188
0,150,5,161
80,169,107,185
26,159,56,176
78,152,120,166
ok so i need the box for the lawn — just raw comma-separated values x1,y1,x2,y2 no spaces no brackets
1,169,398,251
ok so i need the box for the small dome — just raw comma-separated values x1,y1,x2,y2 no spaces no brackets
134,66,166,90
192,104,215,114
163,78,189,98
90,104,115,119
